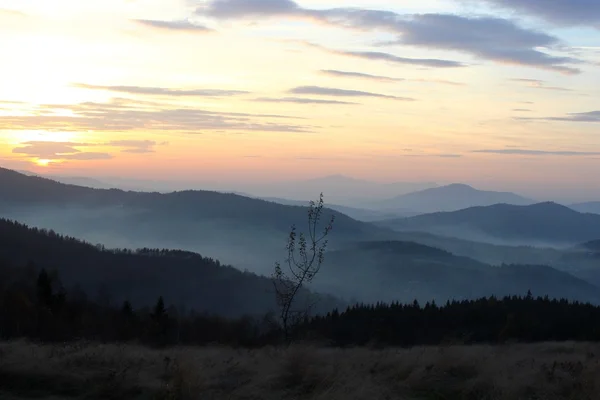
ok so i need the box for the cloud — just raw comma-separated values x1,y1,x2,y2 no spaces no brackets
325,48,466,68
320,69,404,82
413,78,467,86
60,153,114,160
472,148,600,156
73,83,249,97
510,78,573,92
202,0,300,19
198,1,582,74
289,86,415,101
134,19,213,32
254,97,358,105
475,0,600,27
539,111,600,123
12,141,113,161
320,70,467,86
106,140,166,154
513,108,532,112
0,98,312,134
388,14,581,75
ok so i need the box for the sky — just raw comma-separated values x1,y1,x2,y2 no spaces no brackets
0,0,599,199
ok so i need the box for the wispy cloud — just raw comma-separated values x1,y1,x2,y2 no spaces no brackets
134,19,214,33
289,40,465,68
412,79,467,86
289,86,415,101
12,141,113,161
513,108,532,112
473,148,600,156
0,98,312,134
254,97,358,105
329,48,466,69
320,69,404,82
475,0,600,28
510,78,573,92
198,0,582,74
106,140,167,154
74,83,249,97
540,111,600,123
320,70,467,86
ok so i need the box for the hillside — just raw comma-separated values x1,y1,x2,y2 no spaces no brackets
0,218,341,318
0,167,396,274
259,196,415,221
388,231,564,266
570,201,600,215
378,202,600,245
371,183,533,213
315,240,600,305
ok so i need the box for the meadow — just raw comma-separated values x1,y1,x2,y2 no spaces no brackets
1,341,599,399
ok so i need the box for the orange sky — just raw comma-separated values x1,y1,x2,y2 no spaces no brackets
1,0,599,197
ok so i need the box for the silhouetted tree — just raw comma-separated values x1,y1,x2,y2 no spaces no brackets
272,193,335,343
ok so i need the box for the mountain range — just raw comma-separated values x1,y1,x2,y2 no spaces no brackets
0,167,395,274
378,202,600,246
319,241,600,304
5,166,600,308
369,183,534,213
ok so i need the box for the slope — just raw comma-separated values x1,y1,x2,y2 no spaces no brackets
0,167,397,274
316,241,600,305
372,183,533,213
0,218,341,318
377,202,600,246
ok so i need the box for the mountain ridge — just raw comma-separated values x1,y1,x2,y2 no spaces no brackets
371,183,534,213
377,202,600,245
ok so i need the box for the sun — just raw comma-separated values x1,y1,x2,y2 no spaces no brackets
35,159,52,167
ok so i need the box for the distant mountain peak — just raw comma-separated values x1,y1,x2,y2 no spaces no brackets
375,182,533,213
438,183,476,191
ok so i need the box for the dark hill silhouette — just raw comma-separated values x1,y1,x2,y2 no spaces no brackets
314,240,600,305
377,202,600,245
372,183,533,213
0,218,341,318
0,167,396,274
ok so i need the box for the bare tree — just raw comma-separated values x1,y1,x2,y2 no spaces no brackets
272,193,335,343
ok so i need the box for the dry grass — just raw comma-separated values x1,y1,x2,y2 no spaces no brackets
1,340,600,399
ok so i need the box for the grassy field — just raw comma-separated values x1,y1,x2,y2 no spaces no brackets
1,340,599,399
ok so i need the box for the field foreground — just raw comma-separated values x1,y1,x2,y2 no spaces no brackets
1,341,599,399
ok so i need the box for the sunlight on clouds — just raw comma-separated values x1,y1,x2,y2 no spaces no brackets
0,0,598,190
4,131,81,145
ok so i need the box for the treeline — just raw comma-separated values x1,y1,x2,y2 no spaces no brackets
0,263,278,347
3,263,600,347
303,295,600,346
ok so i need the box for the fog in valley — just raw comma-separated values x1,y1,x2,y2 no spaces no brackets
3,168,600,314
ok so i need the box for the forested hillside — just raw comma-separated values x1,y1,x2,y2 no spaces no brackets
0,218,340,318
318,241,600,304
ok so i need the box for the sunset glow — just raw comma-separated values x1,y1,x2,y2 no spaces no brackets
1,0,599,199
